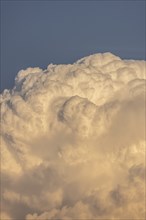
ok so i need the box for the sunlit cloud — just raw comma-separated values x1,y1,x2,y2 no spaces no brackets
1,52,145,219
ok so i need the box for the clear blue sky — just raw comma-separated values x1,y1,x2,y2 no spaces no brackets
1,0,145,92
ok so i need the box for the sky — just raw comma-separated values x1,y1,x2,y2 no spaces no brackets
1,0,146,91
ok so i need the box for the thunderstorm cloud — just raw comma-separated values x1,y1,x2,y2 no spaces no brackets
0,52,145,219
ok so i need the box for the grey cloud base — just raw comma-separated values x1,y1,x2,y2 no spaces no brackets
0,52,145,219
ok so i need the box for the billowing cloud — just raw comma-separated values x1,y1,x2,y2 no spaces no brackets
0,52,145,219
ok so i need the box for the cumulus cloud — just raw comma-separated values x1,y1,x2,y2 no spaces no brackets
0,52,145,219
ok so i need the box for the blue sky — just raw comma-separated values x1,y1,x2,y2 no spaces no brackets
1,0,145,91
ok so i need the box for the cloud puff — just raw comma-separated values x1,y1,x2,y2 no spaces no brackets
0,52,145,219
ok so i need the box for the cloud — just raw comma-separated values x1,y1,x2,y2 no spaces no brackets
0,52,145,219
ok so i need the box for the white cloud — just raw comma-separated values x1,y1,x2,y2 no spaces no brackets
0,52,145,219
